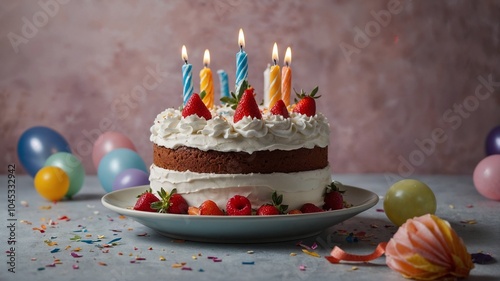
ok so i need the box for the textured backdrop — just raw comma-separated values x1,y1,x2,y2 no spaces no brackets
1,0,499,176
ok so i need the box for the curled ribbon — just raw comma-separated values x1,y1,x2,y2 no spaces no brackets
325,242,388,263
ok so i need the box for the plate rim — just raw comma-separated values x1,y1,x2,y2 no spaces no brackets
101,184,379,220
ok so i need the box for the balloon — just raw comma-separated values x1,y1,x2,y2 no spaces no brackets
383,179,437,226
97,148,147,193
17,126,71,177
112,168,150,191
92,131,137,169
473,155,500,200
485,125,500,156
34,166,70,201
44,152,85,198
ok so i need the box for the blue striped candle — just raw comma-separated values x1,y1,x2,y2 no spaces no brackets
235,29,248,92
217,69,230,102
181,45,193,105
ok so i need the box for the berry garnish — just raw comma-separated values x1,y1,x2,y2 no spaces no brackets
323,181,345,211
133,189,160,212
233,87,262,123
292,86,320,117
270,99,289,118
226,195,252,216
300,203,324,213
182,92,212,120
257,191,288,216
199,200,224,216
288,209,303,215
167,193,189,214
256,205,280,215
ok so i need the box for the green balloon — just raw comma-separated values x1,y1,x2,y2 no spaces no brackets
44,152,85,198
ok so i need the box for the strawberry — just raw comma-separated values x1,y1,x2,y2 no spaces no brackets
256,191,288,216
182,92,212,120
323,181,345,211
300,203,324,213
199,200,224,216
226,195,252,216
133,189,160,212
270,99,289,118
149,188,186,214
233,87,262,123
292,86,320,117
257,205,280,215
167,194,189,214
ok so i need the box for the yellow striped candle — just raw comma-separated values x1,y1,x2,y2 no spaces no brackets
269,43,281,109
199,49,214,108
281,47,292,107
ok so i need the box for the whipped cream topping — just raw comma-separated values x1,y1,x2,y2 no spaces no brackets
149,164,332,210
150,107,330,153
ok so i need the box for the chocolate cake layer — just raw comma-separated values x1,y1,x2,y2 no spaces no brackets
153,144,328,174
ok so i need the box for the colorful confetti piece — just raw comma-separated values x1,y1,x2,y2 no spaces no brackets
71,252,82,258
302,249,320,258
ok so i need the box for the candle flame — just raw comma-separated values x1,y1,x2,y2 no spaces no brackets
284,47,292,66
203,49,210,67
181,45,188,63
238,28,245,49
272,42,279,64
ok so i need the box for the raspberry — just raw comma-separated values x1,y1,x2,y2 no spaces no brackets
226,195,252,216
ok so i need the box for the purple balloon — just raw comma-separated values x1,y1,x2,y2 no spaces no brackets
112,168,150,191
485,125,500,156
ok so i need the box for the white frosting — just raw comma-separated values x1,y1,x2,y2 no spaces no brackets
149,164,332,210
150,107,330,153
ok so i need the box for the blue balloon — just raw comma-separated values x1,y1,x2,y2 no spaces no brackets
112,168,150,191
97,148,147,193
17,126,71,177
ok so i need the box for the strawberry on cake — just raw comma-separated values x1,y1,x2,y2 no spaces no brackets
148,83,333,213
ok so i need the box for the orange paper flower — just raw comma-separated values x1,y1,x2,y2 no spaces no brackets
385,214,474,280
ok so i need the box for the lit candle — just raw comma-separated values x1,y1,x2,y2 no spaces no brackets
235,28,248,92
263,63,270,107
281,47,292,107
218,69,230,102
181,45,193,105
199,49,214,108
269,42,281,109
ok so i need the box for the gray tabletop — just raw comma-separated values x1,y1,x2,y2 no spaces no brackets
1,174,498,281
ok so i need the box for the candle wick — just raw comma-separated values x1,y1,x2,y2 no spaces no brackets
274,59,277,66
286,62,289,67
204,63,208,68
184,60,188,64
240,45,243,52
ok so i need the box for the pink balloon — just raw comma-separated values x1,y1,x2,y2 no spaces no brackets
473,155,500,201
92,131,137,168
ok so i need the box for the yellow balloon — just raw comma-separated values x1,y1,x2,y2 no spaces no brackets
34,166,70,201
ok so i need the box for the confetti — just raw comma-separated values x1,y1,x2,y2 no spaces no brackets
20,220,32,225
191,255,198,260
242,261,255,265
21,200,29,207
73,247,82,252
98,262,107,266
449,205,455,209
376,208,384,212
58,215,70,221
118,215,126,219
45,263,56,267
136,232,148,236
50,248,61,253
72,264,79,270
31,258,37,261
247,250,254,254
302,249,320,258
172,262,186,268
290,253,297,256
471,252,494,264
181,267,192,271
71,252,83,258
466,204,474,208
111,229,123,233
148,247,153,250
299,265,306,271
351,266,359,271
44,240,58,246
40,205,52,210
213,258,222,262
460,219,477,225
159,256,166,261
107,238,122,244
135,257,146,261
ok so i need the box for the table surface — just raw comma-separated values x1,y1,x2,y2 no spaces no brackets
1,174,499,281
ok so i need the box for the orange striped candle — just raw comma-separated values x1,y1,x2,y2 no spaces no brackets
281,47,292,107
269,43,281,109
199,49,214,108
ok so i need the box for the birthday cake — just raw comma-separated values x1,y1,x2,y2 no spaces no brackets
149,85,332,212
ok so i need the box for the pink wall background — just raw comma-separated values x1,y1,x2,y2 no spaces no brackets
1,0,499,176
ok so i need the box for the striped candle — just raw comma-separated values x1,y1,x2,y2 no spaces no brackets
218,69,230,102
281,47,292,106
199,49,214,108
269,42,281,109
263,64,270,107
235,28,248,92
181,45,193,105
